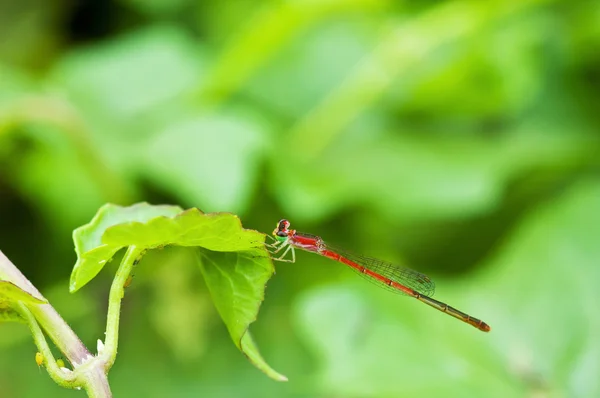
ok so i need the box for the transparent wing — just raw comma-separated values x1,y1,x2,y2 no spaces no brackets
324,244,436,298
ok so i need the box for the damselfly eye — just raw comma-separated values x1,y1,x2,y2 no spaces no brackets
277,219,290,231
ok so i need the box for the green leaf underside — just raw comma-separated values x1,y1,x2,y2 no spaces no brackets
71,202,285,380
198,250,287,381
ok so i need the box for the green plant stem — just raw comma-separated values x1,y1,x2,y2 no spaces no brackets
0,250,89,363
0,249,113,397
83,367,114,398
102,245,144,371
17,302,78,388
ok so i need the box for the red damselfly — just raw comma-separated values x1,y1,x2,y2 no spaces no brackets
267,219,490,332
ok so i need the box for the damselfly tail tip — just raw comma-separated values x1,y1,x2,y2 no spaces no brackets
479,322,491,332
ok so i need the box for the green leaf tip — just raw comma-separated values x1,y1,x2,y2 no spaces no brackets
241,332,288,382
70,202,285,380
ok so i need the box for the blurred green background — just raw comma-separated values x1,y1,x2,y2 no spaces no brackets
1,0,599,397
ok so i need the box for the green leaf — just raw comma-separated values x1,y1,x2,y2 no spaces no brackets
0,281,46,305
71,202,183,292
198,250,287,381
71,202,285,380
101,210,263,253
0,281,47,324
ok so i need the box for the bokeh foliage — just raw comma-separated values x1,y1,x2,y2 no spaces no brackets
0,0,599,397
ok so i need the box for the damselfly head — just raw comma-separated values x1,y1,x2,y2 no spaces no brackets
274,219,290,239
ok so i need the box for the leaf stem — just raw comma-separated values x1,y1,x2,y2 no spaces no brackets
102,245,144,371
